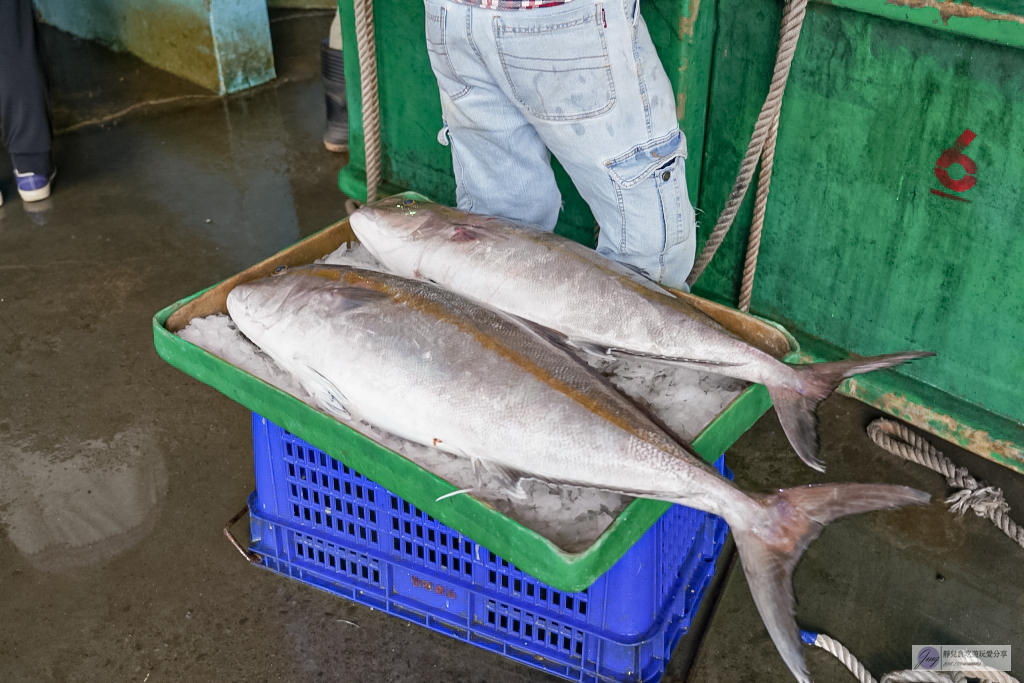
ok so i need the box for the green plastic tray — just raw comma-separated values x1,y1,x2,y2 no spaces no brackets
152,208,793,592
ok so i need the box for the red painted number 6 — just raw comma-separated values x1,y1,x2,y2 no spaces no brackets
932,129,977,201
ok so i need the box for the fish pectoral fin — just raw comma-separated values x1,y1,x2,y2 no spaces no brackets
408,220,505,243
473,458,529,501
326,287,391,313
450,226,480,243
451,223,509,242
296,362,353,420
475,463,655,500
604,348,744,368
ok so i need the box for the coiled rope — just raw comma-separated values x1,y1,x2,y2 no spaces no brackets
798,419,1022,683
686,0,809,311
352,0,382,202
867,418,1024,549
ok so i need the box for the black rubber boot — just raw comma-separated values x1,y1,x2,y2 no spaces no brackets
322,39,349,153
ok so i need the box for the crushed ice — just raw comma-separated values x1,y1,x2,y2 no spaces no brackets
176,242,747,553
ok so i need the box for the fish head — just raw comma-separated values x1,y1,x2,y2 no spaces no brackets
226,266,368,344
349,196,440,276
226,267,314,344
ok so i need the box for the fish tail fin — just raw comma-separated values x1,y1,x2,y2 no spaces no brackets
730,484,930,683
768,351,935,471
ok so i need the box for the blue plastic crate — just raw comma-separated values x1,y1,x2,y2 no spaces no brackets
248,413,731,683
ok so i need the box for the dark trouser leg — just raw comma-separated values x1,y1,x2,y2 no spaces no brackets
321,39,349,153
0,0,52,175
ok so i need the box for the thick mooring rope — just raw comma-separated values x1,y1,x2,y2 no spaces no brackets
352,0,382,203
798,419,1023,683
736,108,780,311
867,418,1024,549
686,0,809,291
810,632,876,683
804,630,1019,683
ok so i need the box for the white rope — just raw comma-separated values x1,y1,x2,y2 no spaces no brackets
879,671,957,683
687,0,809,291
867,419,1024,549
807,633,1019,683
813,633,876,683
802,419,1022,683
352,0,382,203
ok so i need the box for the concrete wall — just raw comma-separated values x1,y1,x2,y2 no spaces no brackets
34,0,275,94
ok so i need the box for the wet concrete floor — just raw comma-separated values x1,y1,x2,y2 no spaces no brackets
1,10,1021,683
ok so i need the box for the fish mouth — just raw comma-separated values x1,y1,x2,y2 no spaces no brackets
225,284,268,344
350,205,382,227
346,212,395,269
348,210,382,249
349,204,425,259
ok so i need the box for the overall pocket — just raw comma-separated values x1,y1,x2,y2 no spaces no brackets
494,4,614,121
425,5,471,101
605,130,693,257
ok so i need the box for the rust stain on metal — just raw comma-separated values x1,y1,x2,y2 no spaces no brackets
885,0,1024,26
841,377,1024,474
679,0,702,38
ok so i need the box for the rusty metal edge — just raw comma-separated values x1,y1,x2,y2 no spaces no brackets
839,376,1024,475
813,0,1024,50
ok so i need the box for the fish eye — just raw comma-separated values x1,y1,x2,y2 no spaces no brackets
272,265,288,276
402,199,415,206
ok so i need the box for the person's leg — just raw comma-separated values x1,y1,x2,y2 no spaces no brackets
322,10,349,153
329,10,342,50
472,0,696,288
424,0,561,229
0,0,54,200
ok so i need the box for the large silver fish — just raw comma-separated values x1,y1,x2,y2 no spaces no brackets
349,197,935,472
227,265,928,683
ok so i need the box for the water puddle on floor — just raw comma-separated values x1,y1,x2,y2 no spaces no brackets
0,427,168,572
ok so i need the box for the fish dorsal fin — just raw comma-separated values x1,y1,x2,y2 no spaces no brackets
597,257,676,296
618,261,651,279
515,316,572,348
